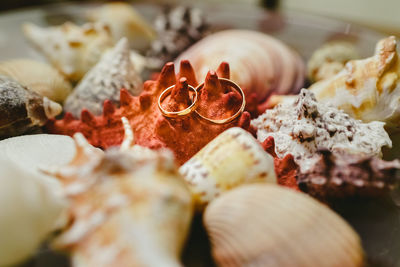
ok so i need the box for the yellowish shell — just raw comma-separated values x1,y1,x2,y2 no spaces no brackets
50,120,193,267
180,127,276,209
204,184,364,267
86,2,155,51
0,59,72,103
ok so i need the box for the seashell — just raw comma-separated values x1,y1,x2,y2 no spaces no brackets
0,59,72,103
147,6,209,69
251,89,391,168
0,156,66,266
23,22,114,81
180,127,276,209
175,30,305,106
86,2,155,51
0,75,62,139
309,36,400,130
296,149,400,200
204,184,364,267
307,41,359,82
46,61,252,165
49,118,193,267
64,38,143,117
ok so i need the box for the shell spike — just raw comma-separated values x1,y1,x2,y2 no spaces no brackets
120,88,134,106
103,99,116,117
202,71,224,98
81,109,96,126
63,112,75,122
171,78,191,106
120,117,135,150
237,111,251,130
158,62,176,89
216,61,230,79
178,60,198,86
261,136,277,157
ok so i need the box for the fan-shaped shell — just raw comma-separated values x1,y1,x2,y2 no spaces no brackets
176,29,305,102
204,184,364,267
0,59,72,103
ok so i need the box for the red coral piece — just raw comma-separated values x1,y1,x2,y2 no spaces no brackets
261,136,300,191
46,61,251,165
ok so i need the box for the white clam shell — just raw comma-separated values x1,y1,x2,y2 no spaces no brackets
204,184,364,267
0,134,74,266
176,30,305,101
180,127,276,209
0,59,72,103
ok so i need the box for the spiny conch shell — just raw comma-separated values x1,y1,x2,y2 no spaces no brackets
23,22,114,81
175,29,305,115
309,36,400,130
0,59,72,103
307,41,359,83
63,38,143,117
48,118,193,267
46,61,252,165
0,75,62,139
0,135,72,266
179,127,276,209
86,2,155,51
204,184,364,267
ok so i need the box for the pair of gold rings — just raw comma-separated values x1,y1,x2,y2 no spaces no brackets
157,78,246,124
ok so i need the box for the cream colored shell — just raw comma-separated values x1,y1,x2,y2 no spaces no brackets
23,22,114,81
204,184,364,267
0,59,72,103
86,2,155,51
310,36,400,130
180,127,276,209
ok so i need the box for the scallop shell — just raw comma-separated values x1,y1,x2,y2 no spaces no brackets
49,119,193,267
0,75,62,139
86,2,155,51
204,184,364,267
179,127,276,209
23,22,114,81
309,36,400,129
64,38,143,117
176,29,305,102
0,59,72,103
0,155,67,266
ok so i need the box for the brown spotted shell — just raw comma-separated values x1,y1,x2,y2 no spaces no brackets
0,75,62,139
204,184,364,267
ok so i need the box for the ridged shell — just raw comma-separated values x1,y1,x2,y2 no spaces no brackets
0,59,72,103
86,2,155,51
179,127,276,209
0,75,62,139
204,184,364,267
64,38,143,117
50,122,193,267
176,29,305,102
0,135,71,266
23,22,114,81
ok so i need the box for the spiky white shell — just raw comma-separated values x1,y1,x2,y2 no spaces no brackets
180,127,276,209
0,59,72,103
204,184,364,267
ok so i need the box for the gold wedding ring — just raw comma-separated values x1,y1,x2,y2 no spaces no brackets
158,84,198,118
195,78,246,124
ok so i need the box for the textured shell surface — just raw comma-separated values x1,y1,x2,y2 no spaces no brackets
180,127,276,208
0,59,72,103
47,61,252,165
176,29,305,103
204,184,364,267
310,36,400,130
0,156,66,266
251,89,392,169
50,128,193,267
23,22,114,81
63,38,143,117
86,2,155,51
0,75,62,139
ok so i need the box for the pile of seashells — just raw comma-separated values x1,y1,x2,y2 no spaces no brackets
1,2,400,267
